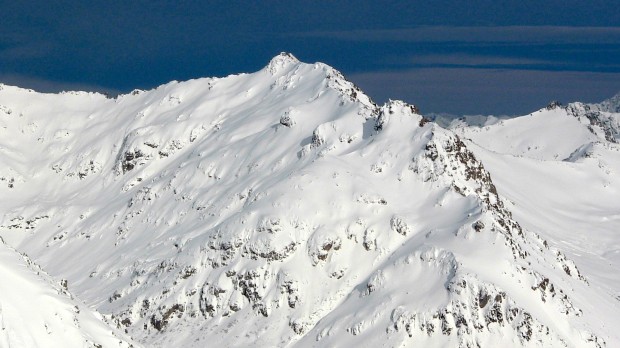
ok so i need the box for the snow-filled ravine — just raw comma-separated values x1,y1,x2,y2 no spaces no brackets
0,53,619,347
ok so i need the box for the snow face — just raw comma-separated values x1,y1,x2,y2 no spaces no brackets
0,55,618,347
0,239,135,347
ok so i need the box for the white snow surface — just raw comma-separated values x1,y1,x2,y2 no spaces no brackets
0,53,618,347
0,239,135,347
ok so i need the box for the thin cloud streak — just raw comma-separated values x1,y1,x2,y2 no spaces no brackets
0,41,55,60
292,26,620,45
410,54,549,66
377,53,620,72
348,68,620,115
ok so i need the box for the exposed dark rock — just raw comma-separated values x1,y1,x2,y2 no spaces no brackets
390,216,410,236
546,101,563,110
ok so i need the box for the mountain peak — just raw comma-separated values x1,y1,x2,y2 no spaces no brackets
596,91,620,113
265,52,300,75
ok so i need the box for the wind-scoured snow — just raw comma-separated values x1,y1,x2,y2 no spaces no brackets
0,53,618,347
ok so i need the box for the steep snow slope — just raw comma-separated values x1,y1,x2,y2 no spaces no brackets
0,53,618,347
469,141,620,290
0,239,135,347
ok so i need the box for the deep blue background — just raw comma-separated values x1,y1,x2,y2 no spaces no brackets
1,1,619,115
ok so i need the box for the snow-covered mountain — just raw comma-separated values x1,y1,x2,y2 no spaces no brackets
0,53,618,347
592,92,620,114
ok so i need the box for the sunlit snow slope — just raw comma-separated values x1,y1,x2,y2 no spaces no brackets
0,53,618,347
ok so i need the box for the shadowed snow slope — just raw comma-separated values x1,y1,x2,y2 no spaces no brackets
0,239,135,347
0,53,618,347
